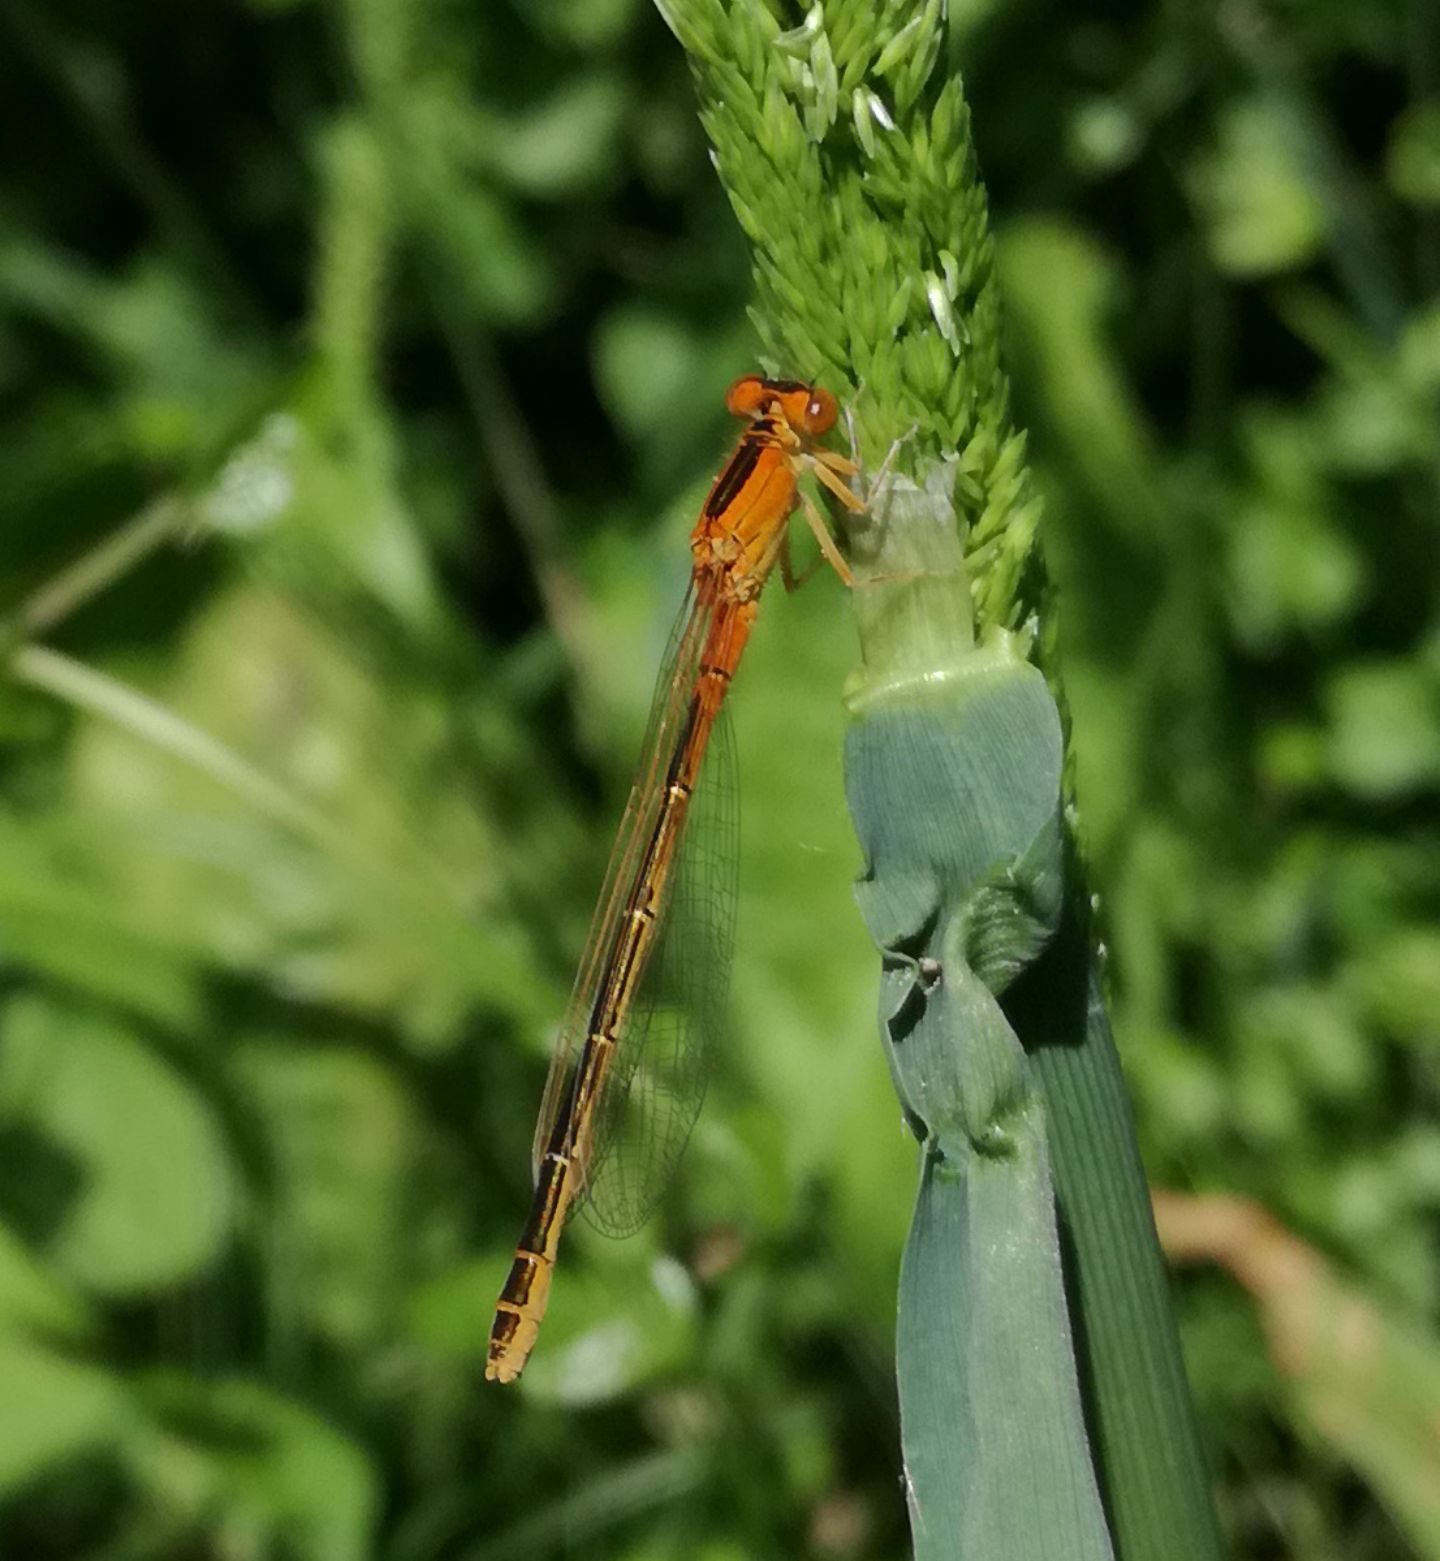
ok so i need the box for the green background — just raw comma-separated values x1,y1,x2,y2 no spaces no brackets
2,0,1438,1556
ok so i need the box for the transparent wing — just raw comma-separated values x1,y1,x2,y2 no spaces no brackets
528,590,738,1240
579,696,737,1235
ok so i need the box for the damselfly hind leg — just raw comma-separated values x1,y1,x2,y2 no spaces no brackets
798,489,856,589
810,453,866,510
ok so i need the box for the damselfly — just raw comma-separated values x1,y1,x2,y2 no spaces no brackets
486,375,864,1383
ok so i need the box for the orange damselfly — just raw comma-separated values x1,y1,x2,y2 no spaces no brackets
486,374,864,1383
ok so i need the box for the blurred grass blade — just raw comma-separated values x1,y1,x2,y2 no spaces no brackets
10,642,544,1017
16,496,189,638
11,644,337,845
458,1448,703,1561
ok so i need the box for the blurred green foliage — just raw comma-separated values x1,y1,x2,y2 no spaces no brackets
0,0,1437,1559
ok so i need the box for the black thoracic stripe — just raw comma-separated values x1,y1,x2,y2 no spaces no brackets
704,423,772,518
761,377,807,393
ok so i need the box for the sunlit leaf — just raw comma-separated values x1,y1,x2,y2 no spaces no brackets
0,996,234,1294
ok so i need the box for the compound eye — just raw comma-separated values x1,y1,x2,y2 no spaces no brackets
803,388,838,435
725,375,769,419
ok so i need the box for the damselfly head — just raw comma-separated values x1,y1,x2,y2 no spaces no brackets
724,374,838,438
